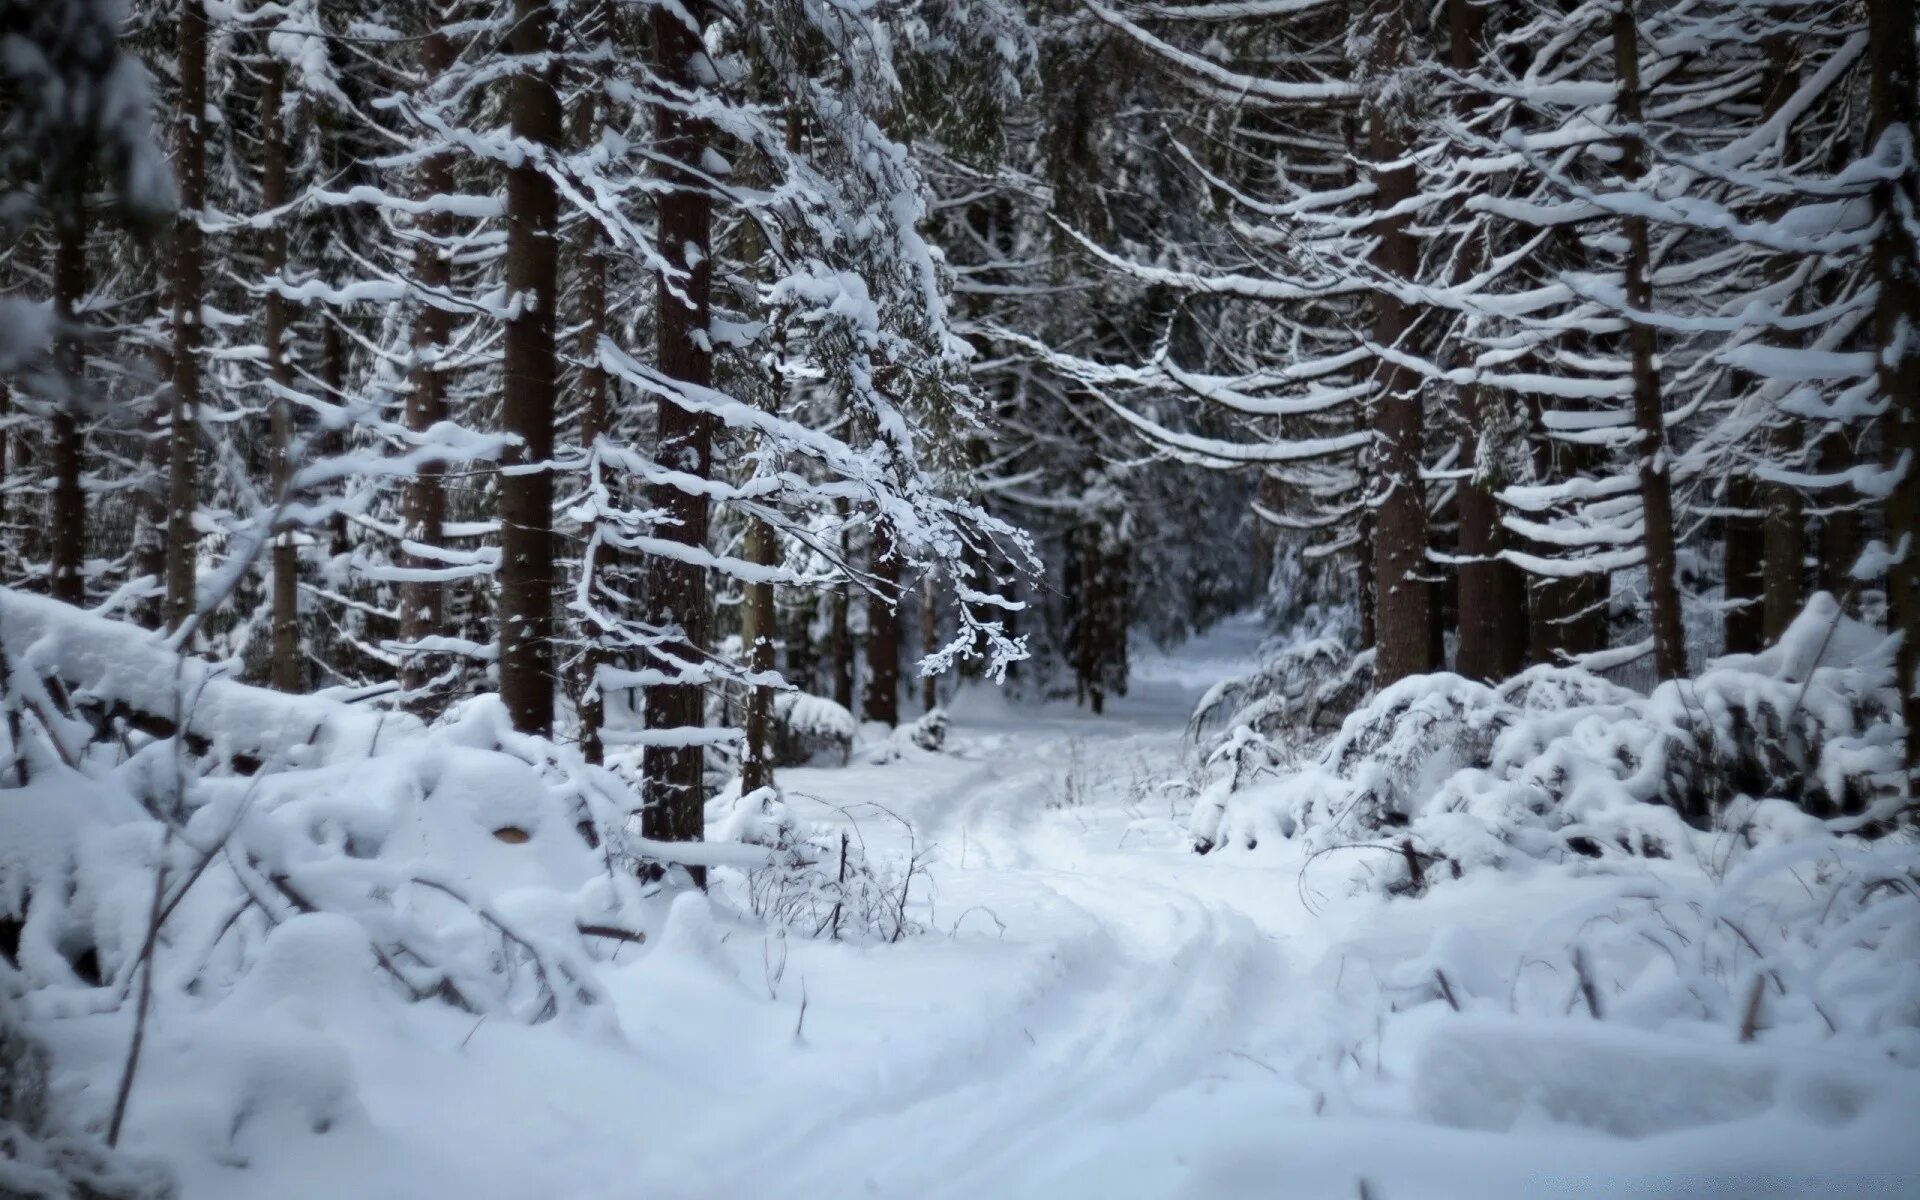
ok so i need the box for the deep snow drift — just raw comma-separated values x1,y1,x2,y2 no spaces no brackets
7,610,1920,1199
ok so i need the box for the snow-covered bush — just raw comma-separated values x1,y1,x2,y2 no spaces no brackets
710,787,921,942
1193,594,1908,894
1389,840,1920,1066
768,691,856,767
1189,637,1373,752
0,592,663,1126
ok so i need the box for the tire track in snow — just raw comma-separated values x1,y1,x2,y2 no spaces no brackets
703,746,1286,1200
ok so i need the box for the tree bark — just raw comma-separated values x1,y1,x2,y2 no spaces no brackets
402,25,456,707
498,0,562,736
1613,2,1688,682
50,186,86,607
166,0,209,632
572,67,612,765
1757,34,1806,647
1722,479,1764,653
131,345,170,629
1443,0,1525,683
1867,0,1920,791
262,58,300,689
1356,511,1376,654
921,574,938,714
1365,0,1434,687
1760,476,1805,642
864,518,901,726
1817,428,1860,598
643,0,717,859
0,384,9,539
739,515,777,794
829,498,854,709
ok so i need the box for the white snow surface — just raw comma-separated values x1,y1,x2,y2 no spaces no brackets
22,614,1920,1198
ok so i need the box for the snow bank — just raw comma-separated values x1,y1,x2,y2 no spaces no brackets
1191,593,1906,893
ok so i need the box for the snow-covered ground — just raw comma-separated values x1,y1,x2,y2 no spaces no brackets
49,613,1920,1198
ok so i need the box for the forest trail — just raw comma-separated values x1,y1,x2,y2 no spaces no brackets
143,612,1919,1200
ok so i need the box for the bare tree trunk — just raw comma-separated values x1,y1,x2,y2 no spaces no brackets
498,0,562,735
1613,2,1687,682
644,0,717,861
50,186,86,607
1758,34,1807,647
920,574,938,713
740,515,777,793
864,519,901,727
322,319,349,559
1722,480,1764,653
166,0,209,632
572,67,611,765
1817,429,1860,598
1760,476,1805,641
131,345,170,629
1366,0,1433,687
830,497,853,710
1868,0,1920,791
262,59,301,690
1448,0,1524,682
402,25,455,706
737,104,797,792
1356,512,1376,654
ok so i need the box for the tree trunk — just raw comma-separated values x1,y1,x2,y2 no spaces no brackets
830,498,854,709
1760,476,1805,642
50,190,86,607
1447,0,1524,683
131,345,170,629
1454,455,1526,680
643,0,717,860
1366,0,1433,687
1356,512,1376,654
1817,428,1860,597
498,0,562,735
737,100,796,792
262,59,301,690
572,72,611,766
864,519,901,726
1757,34,1806,647
1867,0,1920,791
1613,2,1687,682
921,574,938,713
1722,480,1764,654
166,0,209,632
0,384,9,539
322,320,350,559
740,515,777,794
402,27,456,707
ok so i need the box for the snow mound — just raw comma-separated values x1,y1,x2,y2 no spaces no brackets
0,985,175,1200
769,690,856,766
1191,594,1905,893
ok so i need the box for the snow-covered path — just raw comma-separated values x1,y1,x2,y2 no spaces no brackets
123,613,1920,1199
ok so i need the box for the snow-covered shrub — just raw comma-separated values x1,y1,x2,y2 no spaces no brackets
710,787,920,942
1389,840,1920,1068
0,591,662,1031
1189,637,1372,752
902,706,949,752
860,707,954,765
768,691,856,766
1194,594,1907,894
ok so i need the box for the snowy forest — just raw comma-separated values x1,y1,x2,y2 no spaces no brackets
2,0,1919,1193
